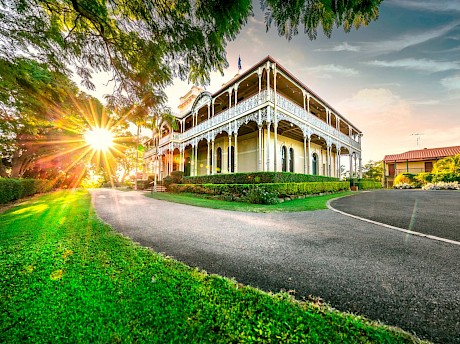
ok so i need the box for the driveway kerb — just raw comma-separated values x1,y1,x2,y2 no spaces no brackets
327,193,460,247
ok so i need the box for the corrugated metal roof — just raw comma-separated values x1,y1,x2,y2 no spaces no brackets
384,146,460,162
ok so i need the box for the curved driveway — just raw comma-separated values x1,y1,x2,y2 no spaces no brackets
330,189,460,243
90,189,460,344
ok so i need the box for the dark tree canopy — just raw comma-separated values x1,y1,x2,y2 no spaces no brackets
0,0,381,98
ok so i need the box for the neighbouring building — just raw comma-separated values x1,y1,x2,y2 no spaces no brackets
143,56,362,180
383,145,460,187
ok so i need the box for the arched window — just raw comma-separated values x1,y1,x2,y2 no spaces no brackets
228,146,235,173
184,156,191,176
281,146,287,172
217,147,222,173
312,153,318,175
289,147,294,172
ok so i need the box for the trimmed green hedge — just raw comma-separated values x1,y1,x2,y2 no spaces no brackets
170,181,349,198
356,180,382,190
0,178,54,204
183,172,338,185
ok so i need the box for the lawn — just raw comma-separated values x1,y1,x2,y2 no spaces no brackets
0,190,424,343
146,191,352,212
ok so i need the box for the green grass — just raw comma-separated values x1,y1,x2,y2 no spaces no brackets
0,190,425,343
146,191,352,212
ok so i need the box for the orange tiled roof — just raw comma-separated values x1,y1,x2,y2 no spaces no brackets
384,146,460,162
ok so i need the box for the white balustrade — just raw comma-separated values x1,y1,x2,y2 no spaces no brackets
155,89,360,153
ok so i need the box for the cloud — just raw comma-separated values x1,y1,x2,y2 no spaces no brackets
441,75,460,90
314,42,360,52
302,64,358,79
362,21,460,54
387,0,460,12
367,58,460,73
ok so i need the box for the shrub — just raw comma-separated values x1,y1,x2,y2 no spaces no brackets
242,186,279,205
415,172,433,185
422,181,460,190
163,171,184,191
183,172,338,185
355,179,382,190
169,181,350,204
0,178,54,204
393,173,412,186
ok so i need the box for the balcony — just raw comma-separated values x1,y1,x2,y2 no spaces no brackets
151,88,359,152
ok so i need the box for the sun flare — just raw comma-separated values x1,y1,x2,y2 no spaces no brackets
84,128,114,152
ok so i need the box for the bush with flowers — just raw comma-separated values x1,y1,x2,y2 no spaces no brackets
421,181,460,190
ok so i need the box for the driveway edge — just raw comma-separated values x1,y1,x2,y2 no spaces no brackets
327,195,460,247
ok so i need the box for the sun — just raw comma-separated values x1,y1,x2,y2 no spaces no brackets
84,127,114,152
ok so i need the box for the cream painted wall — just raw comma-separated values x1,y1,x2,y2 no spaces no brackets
177,130,338,177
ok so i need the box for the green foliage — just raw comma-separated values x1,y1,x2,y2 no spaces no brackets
0,178,53,204
432,153,460,174
362,160,383,182
0,190,421,342
169,181,349,204
262,0,382,40
393,173,412,186
163,171,185,191
243,186,280,205
149,191,353,212
183,172,338,185
356,179,382,190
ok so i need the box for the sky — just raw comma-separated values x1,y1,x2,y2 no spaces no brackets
86,0,460,163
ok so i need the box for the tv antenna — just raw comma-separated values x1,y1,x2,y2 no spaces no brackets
411,133,424,147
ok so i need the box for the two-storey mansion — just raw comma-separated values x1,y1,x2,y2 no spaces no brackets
143,56,362,180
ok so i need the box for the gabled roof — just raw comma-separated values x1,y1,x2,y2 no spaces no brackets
384,146,460,162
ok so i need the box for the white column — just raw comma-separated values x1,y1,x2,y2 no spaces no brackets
212,99,215,117
266,63,270,101
211,140,215,175
266,122,271,171
273,66,278,172
258,125,263,171
234,133,238,173
207,104,210,120
228,89,232,112
307,94,311,113
194,144,198,176
228,134,232,173
206,141,210,175
302,91,306,110
258,70,262,104
359,153,362,178
303,136,307,174
349,152,354,178
337,151,341,178
326,146,330,177
308,137,312,175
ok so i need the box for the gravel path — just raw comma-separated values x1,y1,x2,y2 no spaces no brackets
330,189,460,242
90,189,460,343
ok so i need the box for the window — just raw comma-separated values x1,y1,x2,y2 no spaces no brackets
289,148,294,172
217,147,222,173
425,161,433,173
281,146,287,172
312,153,317,175
228,146,235,173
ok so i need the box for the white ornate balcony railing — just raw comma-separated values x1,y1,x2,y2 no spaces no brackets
147,88,360,154
276,93,360,150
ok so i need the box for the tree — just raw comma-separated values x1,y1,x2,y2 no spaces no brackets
0,58,128,185
362,160,383,182
433,154,460,175
1,1,382,100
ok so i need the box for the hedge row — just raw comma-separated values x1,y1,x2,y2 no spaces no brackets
170,181,350,198
356,180,382,190
183,172,339,185
0,178,54,204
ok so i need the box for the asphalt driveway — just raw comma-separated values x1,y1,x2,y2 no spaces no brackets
330,189,460,242
90,189,460,344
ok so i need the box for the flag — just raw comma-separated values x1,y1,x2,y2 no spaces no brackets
238,55,242,71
